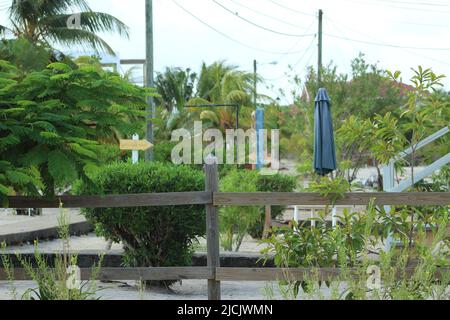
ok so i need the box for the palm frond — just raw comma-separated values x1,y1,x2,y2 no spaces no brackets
45,27,116,55
6,0,128,55
0,24,14,37
40,12,129,39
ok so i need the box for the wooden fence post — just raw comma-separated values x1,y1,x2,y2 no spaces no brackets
262,205,271,239
205,162,221,300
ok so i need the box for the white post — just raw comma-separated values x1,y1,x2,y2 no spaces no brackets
332,207,337,228
294,205,299,223
132,134,139,164
311,209,316,228
382,162,395,251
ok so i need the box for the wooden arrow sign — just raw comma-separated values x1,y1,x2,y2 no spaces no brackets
119,139,154,151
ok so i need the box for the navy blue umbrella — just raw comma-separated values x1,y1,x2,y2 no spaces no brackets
314,88,337,176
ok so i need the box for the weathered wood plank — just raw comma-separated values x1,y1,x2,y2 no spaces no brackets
4,192,211,209
4,192,449,209
2,267,448,282
205,162,221,300
215,267,450,281
214,192,450,206
0,267,214,281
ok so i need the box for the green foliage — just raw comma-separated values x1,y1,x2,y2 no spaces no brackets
153,140,178,163
219,169,260,251
1,208,103,300
76,161,206,286
0,51,154,197
155,67,197,114
261,201,450,300
0,38,56,74
387,66,448,187
308,175,350,205
332,65,448,187
249,173,297,239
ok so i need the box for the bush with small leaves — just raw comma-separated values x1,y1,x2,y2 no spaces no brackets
76,161,205,286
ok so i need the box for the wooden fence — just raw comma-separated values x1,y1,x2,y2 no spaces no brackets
1,163,449,300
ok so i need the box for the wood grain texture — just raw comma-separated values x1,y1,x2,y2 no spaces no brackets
4,192,449,209
215,267,450,281
5,192,211,209
2,266,448,281
0,267,214,281
214,192,450,206
205,163,221,300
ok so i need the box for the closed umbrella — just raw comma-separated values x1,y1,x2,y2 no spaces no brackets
314,88,337,176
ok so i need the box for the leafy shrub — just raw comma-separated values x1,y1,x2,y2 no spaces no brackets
219,169,260,251
261,199,450,300
153,140,178,163
249,174,297,239
76,162,205,285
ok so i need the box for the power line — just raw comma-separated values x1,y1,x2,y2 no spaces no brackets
390,20,449,28
261,17,318,81
325,33,450,51
274,17,317,62
211,0,315,37
171,0,313,55
369,0,450,7
226,0,315,31
341,0,450,13
324,20,353,71
265,0,315,17
326,17,450,66
264,34,317,81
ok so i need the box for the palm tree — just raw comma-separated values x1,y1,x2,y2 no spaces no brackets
197,61,253,105
0,0,129,55
190,61,254,130
155,67,197,114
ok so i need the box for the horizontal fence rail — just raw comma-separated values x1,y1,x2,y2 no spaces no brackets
4,192,450,209
215,267,450,281
5,192,211,208
214,192,450,206
1,267,448,282
0,267,214,281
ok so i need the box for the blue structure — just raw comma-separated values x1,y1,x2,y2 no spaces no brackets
255,108,264,169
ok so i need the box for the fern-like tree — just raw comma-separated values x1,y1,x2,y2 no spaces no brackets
0,0,128,54
0,48,154,200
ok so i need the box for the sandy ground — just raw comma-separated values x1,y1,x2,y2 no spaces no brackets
0,280,286,300
2,233,269,254
3,233,124,253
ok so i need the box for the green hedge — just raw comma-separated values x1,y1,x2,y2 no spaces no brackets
76,161,205,284
249,173,297,239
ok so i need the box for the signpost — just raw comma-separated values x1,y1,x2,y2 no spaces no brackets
120,134,154,164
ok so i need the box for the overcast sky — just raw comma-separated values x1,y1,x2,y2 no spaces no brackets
2,0,449,103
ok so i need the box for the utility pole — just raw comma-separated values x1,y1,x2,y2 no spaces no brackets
318,9,323,87
253,59,257,109
145,0,155,161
